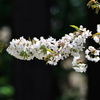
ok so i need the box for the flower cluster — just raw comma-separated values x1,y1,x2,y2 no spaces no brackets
85,24,100,63
7,25,94,73
92,24,100,44
72,56,87,73
85,46,100,62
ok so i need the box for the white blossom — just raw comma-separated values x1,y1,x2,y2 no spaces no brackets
85,46,100,62
93,36,100,43
97,24,100,33
6,25,98,73
73,64,87,73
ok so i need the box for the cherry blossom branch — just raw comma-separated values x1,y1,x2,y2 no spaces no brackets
6,24,100,73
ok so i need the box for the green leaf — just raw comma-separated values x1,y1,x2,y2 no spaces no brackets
46,48,53,53
40,45,47,54
70,25,79,31
20,50,29,59
92,32,100,38
40,45,45,49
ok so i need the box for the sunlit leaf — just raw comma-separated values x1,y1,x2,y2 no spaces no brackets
70,25,79,31
92,33,100,38
46,48,53,53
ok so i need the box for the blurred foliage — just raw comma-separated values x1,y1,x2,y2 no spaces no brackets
0,50,14,100
0,0,14,100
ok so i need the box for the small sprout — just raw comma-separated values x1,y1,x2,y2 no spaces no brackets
40,45,53,54
28,37,32,41
92,33,100,38
46,48,53,53
70,25,79,31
